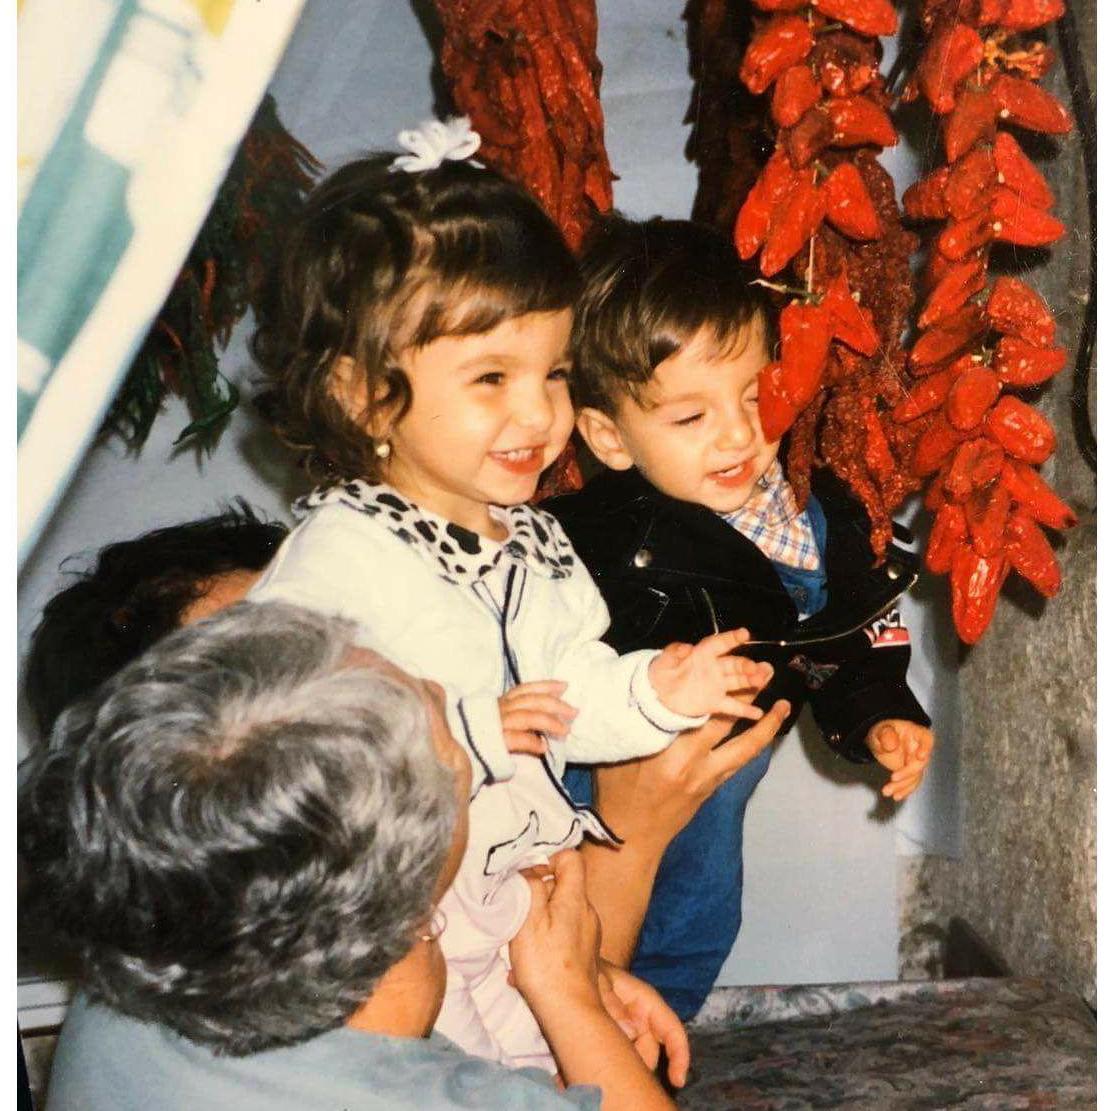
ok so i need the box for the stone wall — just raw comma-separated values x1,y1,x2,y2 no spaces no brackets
901,1,1096,1005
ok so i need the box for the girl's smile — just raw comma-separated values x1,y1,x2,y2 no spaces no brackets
488,446,549,475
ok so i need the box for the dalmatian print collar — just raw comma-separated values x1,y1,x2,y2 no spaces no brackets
294,480,577,585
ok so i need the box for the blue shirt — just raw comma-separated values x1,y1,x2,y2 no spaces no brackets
47,994,600,1111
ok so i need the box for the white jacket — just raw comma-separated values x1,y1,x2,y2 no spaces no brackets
251,482,700,783
250,481,704,1066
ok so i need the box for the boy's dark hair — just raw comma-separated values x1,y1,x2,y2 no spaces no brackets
23,502,288,737
252,154,582,482
571,215,774,414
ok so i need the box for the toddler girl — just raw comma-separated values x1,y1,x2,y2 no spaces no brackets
249,119,770,1070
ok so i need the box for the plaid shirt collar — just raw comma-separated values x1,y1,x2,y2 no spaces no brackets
721,459,821,571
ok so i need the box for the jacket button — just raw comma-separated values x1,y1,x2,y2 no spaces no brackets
885,562,901,580
633,548,653,568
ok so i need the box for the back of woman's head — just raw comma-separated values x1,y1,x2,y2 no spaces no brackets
252,155,581,482
18,602,457,1056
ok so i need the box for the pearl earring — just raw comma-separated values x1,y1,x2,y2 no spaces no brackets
374,440,391,460
420,909,446,943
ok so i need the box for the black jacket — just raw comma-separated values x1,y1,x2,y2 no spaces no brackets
544,467,930,763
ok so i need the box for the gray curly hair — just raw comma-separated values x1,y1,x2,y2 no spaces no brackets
18,601,457,1055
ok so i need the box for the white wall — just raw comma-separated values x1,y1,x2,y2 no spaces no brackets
18,0,959,986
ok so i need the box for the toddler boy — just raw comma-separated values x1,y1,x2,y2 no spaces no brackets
545,216,934,1019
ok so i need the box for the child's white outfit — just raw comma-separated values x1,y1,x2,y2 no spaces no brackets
249,480,703,1071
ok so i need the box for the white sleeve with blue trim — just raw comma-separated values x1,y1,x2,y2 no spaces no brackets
546,536,706,766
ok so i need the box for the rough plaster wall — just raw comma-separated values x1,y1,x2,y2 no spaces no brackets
900,4,1096,1004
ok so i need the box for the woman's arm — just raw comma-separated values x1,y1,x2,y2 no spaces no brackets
509,852,676,1111
597,961,690,1088
582,701,791,967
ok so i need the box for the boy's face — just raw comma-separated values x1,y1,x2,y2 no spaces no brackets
578,319,780,514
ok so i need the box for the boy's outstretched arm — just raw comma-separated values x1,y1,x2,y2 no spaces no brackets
579,699,791,968
807,605,932,784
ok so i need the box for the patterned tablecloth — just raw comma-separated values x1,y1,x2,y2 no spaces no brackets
680,978,1095,1109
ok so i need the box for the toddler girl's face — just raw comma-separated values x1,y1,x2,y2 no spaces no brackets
581,320,779,514
383,309,575,535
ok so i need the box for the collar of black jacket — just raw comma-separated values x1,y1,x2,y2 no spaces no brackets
544,466,919,644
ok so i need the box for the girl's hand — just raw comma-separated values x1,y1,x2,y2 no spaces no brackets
498,680,578,756
509,851,602,1010
597,961,691,1089
648,629,773,720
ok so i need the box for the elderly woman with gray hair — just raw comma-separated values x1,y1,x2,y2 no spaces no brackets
19,602,684,1110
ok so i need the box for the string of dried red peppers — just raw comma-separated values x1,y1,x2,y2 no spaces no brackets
737,0,1077,643
735,0,922,560
900,0,1075,643
434,0,614,497
433,0,613,254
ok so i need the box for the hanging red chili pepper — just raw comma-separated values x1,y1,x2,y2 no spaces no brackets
737,5,920,555
903,0,1076,642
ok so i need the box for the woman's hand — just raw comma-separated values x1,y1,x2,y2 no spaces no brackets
581,699,791,968
509,851,677,1109
594,698,792,858
598,961,690,1088
508,850,602,1010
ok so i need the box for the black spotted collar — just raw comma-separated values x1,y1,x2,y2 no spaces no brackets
294,480,577,585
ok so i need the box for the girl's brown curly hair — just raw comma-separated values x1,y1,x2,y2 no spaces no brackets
251,154,582,483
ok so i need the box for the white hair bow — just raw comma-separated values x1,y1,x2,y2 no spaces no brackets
390,116,482,173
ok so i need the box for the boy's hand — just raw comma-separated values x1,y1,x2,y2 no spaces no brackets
648,628,772,720
866,719,934,801
498,681,578,756
597,960,690,1089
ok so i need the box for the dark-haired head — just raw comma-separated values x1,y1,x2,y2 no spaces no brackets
571,215,773,414
23,502,288,737
251,154,581,482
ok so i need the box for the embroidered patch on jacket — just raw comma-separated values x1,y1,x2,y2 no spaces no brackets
865,610,911,649
788,654,840,690
293,480,576,585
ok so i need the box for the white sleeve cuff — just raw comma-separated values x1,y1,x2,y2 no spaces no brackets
453,693,516,798
628,650,709,734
